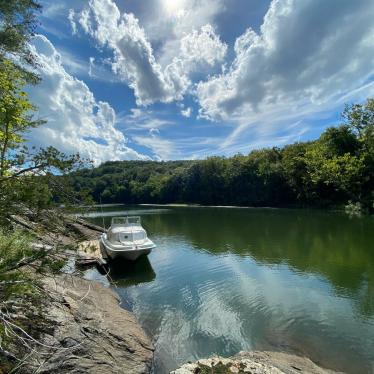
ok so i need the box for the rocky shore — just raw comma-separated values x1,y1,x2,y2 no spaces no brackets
2,216,154,373
37,274,154,373
171,351,341,374
38,218,154,373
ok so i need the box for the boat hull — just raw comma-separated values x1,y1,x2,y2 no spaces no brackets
100,234,155,261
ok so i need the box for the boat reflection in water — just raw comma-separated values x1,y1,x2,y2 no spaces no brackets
100,255,156,287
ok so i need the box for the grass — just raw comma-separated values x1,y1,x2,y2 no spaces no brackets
0,230,35,274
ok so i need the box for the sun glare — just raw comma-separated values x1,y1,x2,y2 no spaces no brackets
161,0,186,16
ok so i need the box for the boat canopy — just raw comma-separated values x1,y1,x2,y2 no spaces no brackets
108,216,146,243
111,216,141,226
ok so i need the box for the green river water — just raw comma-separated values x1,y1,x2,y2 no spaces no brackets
84,205,374,374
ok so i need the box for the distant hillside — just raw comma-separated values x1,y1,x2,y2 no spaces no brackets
71,160,195,203
70,100,374,211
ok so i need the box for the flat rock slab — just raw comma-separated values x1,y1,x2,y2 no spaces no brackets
171,351,343,374
38,274,154,373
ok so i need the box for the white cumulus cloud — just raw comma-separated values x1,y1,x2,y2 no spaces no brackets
77,0,227,106
27,34,147,164
180,24,227,67
181,107,192,118
197,0,374,124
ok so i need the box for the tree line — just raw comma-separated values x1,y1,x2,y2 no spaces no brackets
71,99,374,212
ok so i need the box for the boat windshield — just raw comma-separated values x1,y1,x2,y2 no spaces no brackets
127,216,141,225
111,216,141,226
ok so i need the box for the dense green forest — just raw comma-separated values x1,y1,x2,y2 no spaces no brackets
71,99,374,212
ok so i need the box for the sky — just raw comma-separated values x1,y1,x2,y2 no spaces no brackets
26,0,374,164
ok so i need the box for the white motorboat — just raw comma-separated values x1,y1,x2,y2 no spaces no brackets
100,216,156,261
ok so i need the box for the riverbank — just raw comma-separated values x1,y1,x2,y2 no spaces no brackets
0,216,154,373
139,203,279,209
86,202,316,210
84,202,369,217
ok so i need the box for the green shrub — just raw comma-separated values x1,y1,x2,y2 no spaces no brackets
0,230,35,274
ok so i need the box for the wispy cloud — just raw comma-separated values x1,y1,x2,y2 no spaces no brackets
117,108,175,131
133,134,175,160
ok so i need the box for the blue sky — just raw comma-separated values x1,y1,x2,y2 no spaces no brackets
26,0,374,163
